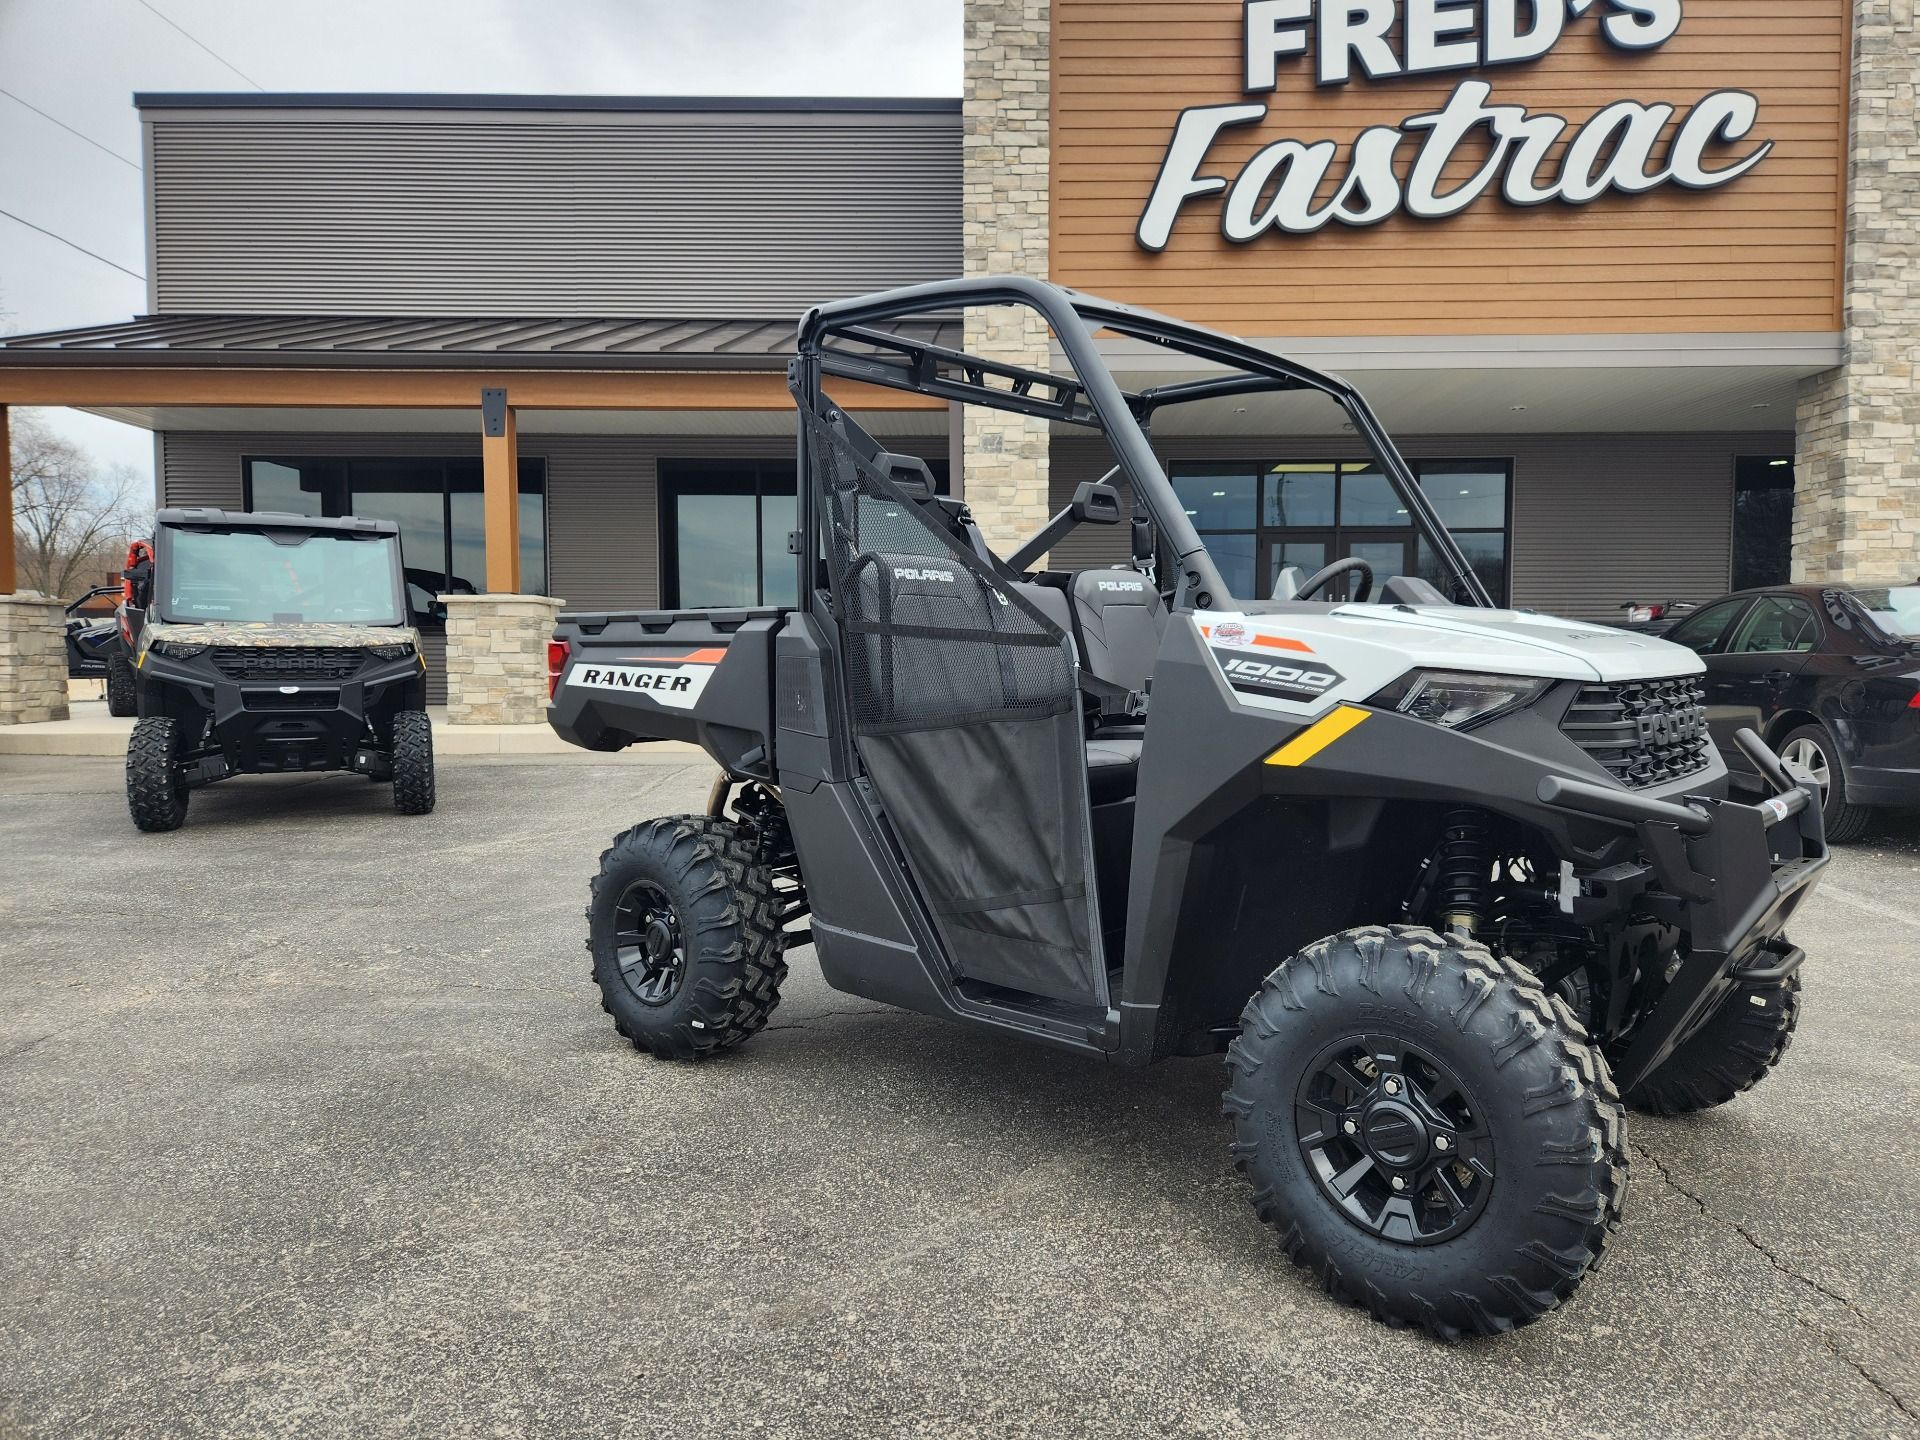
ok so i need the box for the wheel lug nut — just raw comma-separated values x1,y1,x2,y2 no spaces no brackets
1383,1078,1401,1095
1390,1176,1407,1192
1343,1119,1358,1135
1435,1135,1451,1152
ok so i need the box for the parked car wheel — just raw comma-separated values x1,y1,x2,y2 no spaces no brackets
105,652,137,718
1779,723,1871,843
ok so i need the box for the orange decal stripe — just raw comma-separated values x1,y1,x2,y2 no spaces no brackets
1252,634,1314,654
620,647,729,664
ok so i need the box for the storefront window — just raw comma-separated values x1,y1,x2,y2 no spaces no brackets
1174,458,1510,603
1733,456,1794,591
245,456,548,622
1172,467,1258,530
662,460,939,609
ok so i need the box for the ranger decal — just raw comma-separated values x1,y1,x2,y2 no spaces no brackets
568,657,717,710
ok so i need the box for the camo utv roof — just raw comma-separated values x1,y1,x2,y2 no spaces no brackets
156,507,399,536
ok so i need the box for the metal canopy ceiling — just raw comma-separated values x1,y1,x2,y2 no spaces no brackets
0,314,962,370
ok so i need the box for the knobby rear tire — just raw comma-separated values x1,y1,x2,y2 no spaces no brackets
1224,924,1628,1341
587,815,787,1060
105,652,137,718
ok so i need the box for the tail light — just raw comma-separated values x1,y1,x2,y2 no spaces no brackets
546,639,570,699
1908,686,1920,710
1624,604,1660,624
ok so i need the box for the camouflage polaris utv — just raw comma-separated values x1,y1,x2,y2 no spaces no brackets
124,508,435,831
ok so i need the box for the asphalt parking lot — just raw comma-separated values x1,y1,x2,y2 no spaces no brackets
1,754,1916,1439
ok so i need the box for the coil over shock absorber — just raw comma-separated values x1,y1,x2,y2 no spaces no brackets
1435,807,1492,936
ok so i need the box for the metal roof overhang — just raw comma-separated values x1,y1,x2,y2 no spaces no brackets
0,315,959,423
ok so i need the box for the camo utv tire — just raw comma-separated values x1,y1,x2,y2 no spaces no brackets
390,709,435,815
1224,925,1628,1341
1625,971,1801,1116
587,816,786,1060
126,715,189,833
105,652,137,718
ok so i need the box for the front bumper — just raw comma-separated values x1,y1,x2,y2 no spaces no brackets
1537,730,1829,1092
139,648,424,779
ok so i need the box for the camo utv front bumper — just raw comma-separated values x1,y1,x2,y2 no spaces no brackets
1536,728,1829,1093
139,645,425,782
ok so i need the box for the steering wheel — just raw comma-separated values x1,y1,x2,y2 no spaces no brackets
1291,556,1374,603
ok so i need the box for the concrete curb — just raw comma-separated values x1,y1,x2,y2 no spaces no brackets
0,702,704,763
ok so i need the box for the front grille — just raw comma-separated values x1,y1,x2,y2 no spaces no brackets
211,646,364,682
1562,676,1712,789
242,688,340,711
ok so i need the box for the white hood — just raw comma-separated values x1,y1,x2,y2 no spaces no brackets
1210,605,1703,687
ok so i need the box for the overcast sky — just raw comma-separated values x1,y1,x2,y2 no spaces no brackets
0,0,961,487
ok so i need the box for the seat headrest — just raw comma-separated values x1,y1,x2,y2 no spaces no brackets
1379,574,1454,606
1070,569,1159,608
876,451,936,500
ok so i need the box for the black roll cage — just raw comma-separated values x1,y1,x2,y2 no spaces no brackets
792,276,1493,611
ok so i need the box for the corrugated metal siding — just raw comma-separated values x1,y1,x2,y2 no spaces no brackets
148,115,960,316
1048,432,1787,619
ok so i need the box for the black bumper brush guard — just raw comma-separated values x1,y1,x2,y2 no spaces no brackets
1537,727,1827,1092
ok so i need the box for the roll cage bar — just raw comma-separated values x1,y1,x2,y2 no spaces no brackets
792,276,1493,612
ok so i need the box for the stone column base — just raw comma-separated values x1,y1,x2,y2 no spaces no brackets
0,593,71,726
441,593,563,726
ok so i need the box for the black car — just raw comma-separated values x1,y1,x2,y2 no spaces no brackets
1663,582,1920,840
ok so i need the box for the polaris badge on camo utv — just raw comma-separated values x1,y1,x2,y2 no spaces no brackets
548,279,1828,1339
124,508,435,831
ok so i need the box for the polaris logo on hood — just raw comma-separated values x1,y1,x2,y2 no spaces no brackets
893,566,955,583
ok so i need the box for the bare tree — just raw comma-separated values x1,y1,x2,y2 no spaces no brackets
10,410,152,600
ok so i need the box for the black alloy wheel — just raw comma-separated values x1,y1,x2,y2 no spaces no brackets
612,880,688,1007
1295,1033,1494,1245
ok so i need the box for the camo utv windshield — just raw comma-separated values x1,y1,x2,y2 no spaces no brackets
160,527,403,626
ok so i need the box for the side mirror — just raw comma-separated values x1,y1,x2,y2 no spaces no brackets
1071,480,1123,525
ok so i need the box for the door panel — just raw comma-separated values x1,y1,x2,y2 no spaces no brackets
1712,595,1820,770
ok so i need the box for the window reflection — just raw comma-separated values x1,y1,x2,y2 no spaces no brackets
244,456,547,623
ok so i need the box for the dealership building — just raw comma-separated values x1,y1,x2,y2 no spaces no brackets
0,0,1913,721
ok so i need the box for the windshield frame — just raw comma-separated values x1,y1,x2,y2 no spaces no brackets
152,521,409,628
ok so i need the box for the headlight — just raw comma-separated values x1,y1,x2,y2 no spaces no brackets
149,639,209,659
367,642,415,661
1368,669,1550,730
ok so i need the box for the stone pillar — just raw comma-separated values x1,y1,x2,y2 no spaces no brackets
441,593,562,726
963,0,1053,552
1793,1,1920,584
0,592,70,726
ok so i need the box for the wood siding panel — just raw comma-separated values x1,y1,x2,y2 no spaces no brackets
1053,0,1848,335
148,113,960,318
1049,431,1788,618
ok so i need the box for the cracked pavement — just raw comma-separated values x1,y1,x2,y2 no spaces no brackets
1,754,1917,1439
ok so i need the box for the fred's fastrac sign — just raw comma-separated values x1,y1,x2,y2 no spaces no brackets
1136,0,1771,249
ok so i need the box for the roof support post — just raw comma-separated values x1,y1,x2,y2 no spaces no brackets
0,406,13,594
480,387,521,593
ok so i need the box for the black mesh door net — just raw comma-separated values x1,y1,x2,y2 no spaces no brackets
807,407,1105,1007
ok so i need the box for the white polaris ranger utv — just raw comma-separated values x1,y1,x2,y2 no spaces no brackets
548,278,1827,1339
